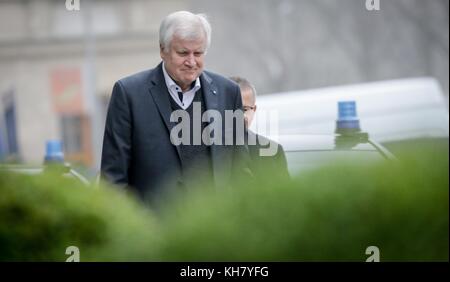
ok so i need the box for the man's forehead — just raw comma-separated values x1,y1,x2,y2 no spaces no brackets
172,33,205,45
174,45,205,51
241,86,254,95
241,88,255,101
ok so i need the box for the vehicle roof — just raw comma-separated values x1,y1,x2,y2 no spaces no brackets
266,134,379,152
252,77,449,143
0,165,43,175
0,164,90,185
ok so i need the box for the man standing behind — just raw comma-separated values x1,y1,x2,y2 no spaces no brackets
230,76,290,180
101,11,249,205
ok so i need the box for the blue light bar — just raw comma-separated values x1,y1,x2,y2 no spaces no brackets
44,140,64,163
336,101,361,132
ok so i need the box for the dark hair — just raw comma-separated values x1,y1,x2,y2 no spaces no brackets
229,76,257,97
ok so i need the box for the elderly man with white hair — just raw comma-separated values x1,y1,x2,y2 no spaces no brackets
101,11,251,206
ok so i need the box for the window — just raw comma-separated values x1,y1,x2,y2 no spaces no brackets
59,114,92,166
61,115,82,154
1,90,20,161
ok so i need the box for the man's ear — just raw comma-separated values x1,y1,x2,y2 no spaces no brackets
160,44,165,58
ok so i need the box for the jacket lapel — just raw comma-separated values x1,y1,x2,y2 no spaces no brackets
200,72,218,112
201,72,233,189
147,63,182,160
147,65,232,189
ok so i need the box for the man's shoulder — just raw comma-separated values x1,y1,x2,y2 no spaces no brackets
251,132,285,151
250,132,277,145
116,66,160,87
203,70,239,88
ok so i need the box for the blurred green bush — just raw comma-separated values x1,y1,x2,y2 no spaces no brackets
158,147,448,261
0,169,161,261
0,145,448,261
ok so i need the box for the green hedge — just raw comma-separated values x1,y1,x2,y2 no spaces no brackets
158,148,448,261
0,146,448,261
0,169,161,261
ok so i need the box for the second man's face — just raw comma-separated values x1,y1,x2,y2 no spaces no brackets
161,33,206,92
241,87,256,128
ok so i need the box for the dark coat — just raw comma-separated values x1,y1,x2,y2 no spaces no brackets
247,130,290,181
101,62,251,202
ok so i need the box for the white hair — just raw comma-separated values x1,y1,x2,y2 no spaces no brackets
159,11,211,53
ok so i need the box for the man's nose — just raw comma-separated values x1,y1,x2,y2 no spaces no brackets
184,54,196,66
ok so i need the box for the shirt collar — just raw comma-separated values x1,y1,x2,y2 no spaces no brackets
162,61,201,93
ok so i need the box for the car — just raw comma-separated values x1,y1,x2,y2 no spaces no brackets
259,100,397,175
251,77,449,144
279,133,396,175
0,163,90,185
0,140,90,185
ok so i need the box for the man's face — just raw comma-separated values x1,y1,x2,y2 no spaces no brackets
160,33,206,91
241,87,257,128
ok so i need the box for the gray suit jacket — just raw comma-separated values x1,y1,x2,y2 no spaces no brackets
101,62,250,202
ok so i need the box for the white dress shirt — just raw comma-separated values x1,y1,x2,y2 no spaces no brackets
162,62,201,110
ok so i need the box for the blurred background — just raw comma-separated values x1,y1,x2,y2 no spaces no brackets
0,0,448,178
